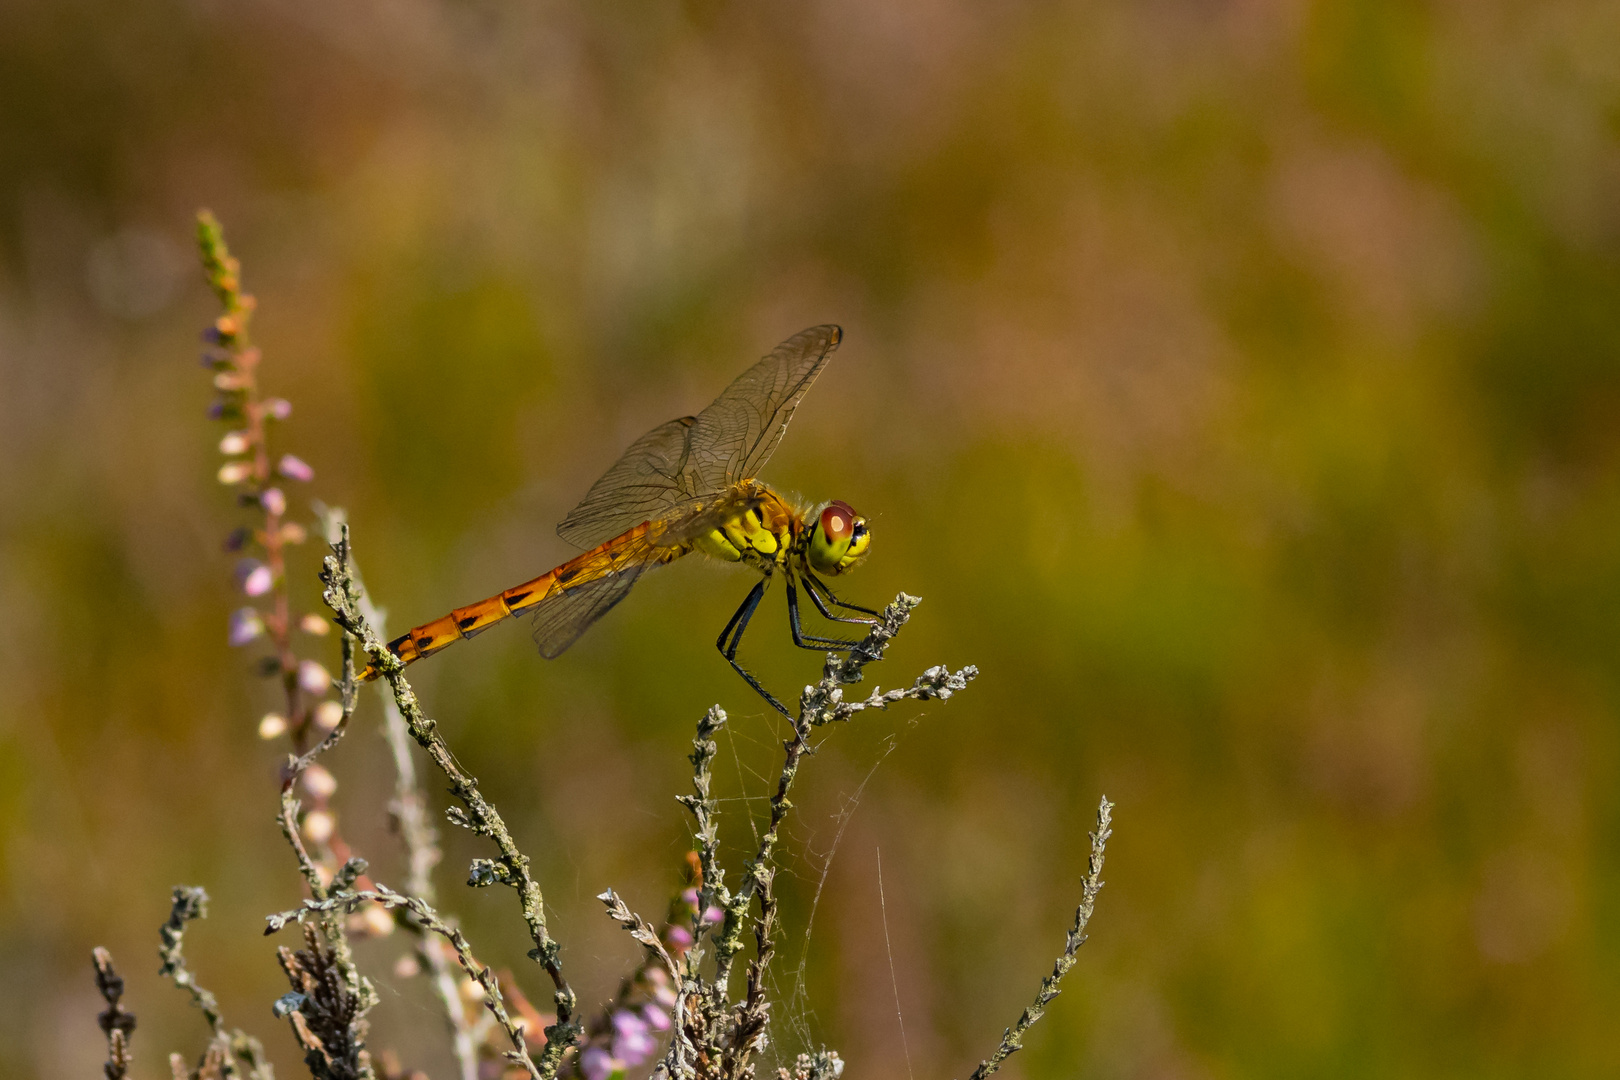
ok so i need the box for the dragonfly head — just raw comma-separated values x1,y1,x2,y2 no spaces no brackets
807,500,871,576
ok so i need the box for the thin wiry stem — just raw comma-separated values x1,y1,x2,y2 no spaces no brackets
674,593,976,1080
319,525,581,1077
158,887,276,1080
93,947,137,1080
965,795,1114,1080
267,884,542,1080
316,506,478,1080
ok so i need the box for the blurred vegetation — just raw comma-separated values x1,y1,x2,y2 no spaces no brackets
3,1,1620,1077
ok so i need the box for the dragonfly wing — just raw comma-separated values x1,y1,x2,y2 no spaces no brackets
555,324,843,549
689,324,844,486
529,562,649,659
557,416,706,549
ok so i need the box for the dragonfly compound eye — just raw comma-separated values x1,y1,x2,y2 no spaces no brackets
820,501,856,542
809,500,867,575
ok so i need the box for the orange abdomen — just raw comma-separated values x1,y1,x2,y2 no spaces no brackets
360,521,662,680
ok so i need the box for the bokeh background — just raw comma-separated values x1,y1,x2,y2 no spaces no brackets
4,1,1620,1076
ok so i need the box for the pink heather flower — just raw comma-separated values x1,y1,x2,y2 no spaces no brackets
579,1047,618,1080
611,1010,655,1064
652,982,677,1009
302,810,334,844
642,1003,671,1032
277,454,314,482
228,606,264,646
219,430,250,455
297,659,332,696
264,398,292,420
303,764,338,799
313,700,344,731
261,487,287,517
681,887,700,908
237,559,273,596
217,461,253,485
258,713,287,739
665,924,693,950
299,613,330,636
702,905,724,925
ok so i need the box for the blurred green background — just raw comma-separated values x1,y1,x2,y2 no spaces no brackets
4,1,1620,1076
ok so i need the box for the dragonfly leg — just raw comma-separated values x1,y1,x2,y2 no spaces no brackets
717,578,793,719
787,576,876,658
802,570,881,623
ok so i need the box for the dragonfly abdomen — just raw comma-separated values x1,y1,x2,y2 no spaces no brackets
361,520,671,680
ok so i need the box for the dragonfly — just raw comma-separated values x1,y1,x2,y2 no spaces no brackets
360,324,877,715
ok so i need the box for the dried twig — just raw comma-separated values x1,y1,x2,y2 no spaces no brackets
267,883,543,1080
316,506,477,1080
93,947,137,1080
158,887,276,1080
665,593,976,1080
965,795,1114,1079
319,526,580,1077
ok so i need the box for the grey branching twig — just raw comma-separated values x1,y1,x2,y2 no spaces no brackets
275,923,371,1080
158,887,276,1080
266,882,544,1080
316,506,478,1080
318,526,581,1077
773,1052,845,1080
965,795,1114,1080
94,947,137,1080
661,593,978,1080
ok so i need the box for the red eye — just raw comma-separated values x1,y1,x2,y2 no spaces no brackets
820,501,856,540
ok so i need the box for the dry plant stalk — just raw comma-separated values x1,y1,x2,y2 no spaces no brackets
86,212,1116,1080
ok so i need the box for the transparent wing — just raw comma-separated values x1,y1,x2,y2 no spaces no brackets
688,323,844,488
555,325,844,549
529,562,649,659
556,417,705,549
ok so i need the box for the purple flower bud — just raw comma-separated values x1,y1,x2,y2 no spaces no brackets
228,607,264,646
264,398,292,420
261,487,287,517
664,924,693,949
277,454,314,482
201,326,223,345
611,1010,655,1064
223,527,250,552
237,559,273,596
580,1047,617,1080
642,1003,671,1032
207,400,226,420
297,659,332,696
681,887,700,908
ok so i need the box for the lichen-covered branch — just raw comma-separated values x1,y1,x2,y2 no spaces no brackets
158,887,276,1080
267,883,543,1080
316,506,477,1080
965,795,1114,1080
93,947,137,1080
318,526,580,1076
666,593,977,1080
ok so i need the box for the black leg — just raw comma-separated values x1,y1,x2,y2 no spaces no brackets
716,579,792,718
803,570,881,620
786,576,869,653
